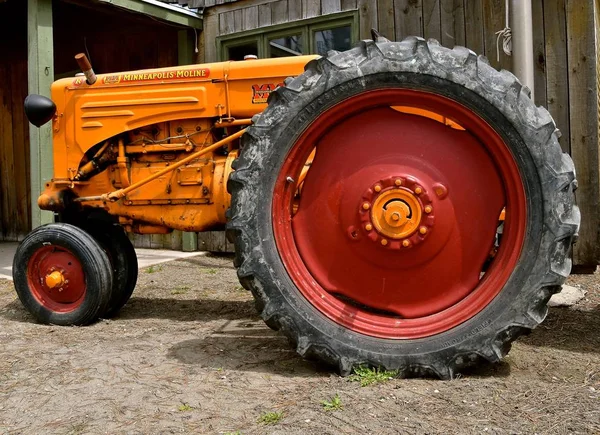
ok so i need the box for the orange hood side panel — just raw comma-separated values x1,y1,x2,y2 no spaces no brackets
50,56,318,179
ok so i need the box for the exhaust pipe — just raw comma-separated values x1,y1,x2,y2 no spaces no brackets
75,53,97,85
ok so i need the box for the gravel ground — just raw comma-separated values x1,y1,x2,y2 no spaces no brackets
0,254,598,434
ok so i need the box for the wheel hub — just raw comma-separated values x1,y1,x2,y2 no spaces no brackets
45,270,65,289
360,176,435,249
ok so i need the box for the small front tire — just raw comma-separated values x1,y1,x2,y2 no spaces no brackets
12,223,113,325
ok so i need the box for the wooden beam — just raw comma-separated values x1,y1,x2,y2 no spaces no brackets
567,0,600,267
27,0,54,228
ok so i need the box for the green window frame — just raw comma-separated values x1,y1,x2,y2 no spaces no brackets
217,11,359,61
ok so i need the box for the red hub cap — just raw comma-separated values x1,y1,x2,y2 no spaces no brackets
27,245,86,312
272,89,526,339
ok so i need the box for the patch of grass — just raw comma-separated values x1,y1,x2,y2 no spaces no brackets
66,422,88,435
321,393,343,411
171,286,190,295
258,411,283,425
146,264,163,274
178,403,194,412
349,366,398,387
224,432,242,435
235,285,246,292
203,268,218,275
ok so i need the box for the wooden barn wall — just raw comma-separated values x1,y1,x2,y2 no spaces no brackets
194,0,600,268
0,0,31,241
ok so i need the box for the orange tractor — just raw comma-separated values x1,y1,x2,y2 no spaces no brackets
14,35,579,378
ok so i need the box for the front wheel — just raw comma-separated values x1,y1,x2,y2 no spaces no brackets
12,223,113,325
227,38,580,378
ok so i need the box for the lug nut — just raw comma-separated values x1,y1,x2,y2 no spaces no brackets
419,227,428,235
414,186,422,194
424,205,432,213
381,239,388,246
365,223,373,231
362,202,371,210
374,185,381,192
402,240,410,247
395,179,402,186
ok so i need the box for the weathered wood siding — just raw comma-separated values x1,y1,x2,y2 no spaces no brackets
0,0,31,241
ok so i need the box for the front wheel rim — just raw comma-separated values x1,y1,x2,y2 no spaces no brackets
27,245,87,313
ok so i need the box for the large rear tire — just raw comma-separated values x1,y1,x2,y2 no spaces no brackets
12,223,113,326
227,38,580,378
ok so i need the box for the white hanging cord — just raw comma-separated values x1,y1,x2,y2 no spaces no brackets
495,0,512,62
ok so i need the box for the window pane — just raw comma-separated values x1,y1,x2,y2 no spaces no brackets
226,42,258,61
314,26,352,55
268,35,303,57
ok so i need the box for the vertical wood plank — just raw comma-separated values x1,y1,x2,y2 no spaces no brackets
258,3,272,26
233,8,243,32
11,56,31,238
531,0,546,106
440,0,465,47
545,0,570,152
271,0,288,25
242,6,259,31
341,0,357,10
358,0,378,40
394,0,423,40
219,10,235,34
182,232,198,252
377,0,395,39
169,230,183,250
482,0,511,71
303,0,321,18
0,61,16,239
322,0,342,14
422,0,441,40
203,10,218,62
464,0,484,53
289,0,302,20
567,0,600,267
197,231,211,251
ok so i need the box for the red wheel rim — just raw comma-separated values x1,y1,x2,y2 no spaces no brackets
27,245,86,312
272,88,527,339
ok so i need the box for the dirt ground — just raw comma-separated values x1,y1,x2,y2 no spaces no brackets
0,254,598,435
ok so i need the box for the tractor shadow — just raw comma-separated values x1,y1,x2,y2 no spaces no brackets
520,305,600,354
117,297,257,322
167,322,330,377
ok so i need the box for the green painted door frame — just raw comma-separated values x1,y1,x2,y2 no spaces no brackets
27,0,54,229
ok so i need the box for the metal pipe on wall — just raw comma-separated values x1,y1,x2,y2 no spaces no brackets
510,0,535,100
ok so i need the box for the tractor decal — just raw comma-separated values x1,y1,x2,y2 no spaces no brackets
252,83,284,104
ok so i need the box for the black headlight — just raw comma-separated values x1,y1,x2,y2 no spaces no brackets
24,94,56,128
